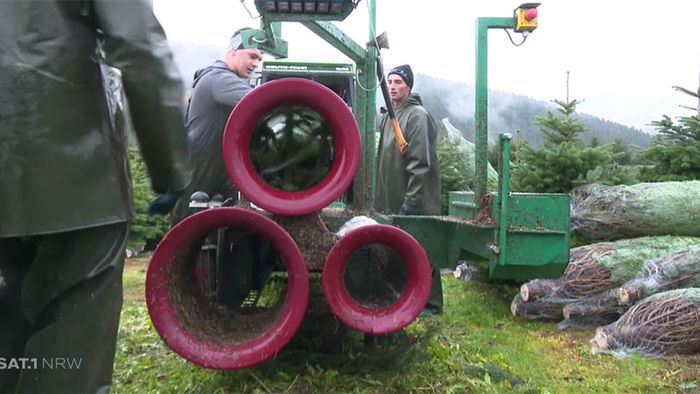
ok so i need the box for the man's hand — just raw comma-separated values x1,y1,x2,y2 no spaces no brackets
148,191,183,215
399,202,421,216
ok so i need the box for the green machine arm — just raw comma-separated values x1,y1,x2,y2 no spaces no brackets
237,1,569,281
240,20,288,59
394,3,571,281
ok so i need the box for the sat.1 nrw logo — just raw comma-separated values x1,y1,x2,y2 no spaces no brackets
0,357,82,370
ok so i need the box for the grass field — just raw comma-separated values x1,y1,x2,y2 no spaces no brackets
114,256,699,393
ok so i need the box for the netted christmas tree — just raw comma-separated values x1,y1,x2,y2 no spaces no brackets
590,288,700,358
436,118,498,213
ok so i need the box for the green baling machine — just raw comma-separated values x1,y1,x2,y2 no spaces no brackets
245,0,569,280
144,1,571,370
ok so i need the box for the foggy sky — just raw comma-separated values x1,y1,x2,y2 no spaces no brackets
154,0,700,133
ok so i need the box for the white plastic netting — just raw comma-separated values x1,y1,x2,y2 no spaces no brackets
571,181,700,241
590,288,700,358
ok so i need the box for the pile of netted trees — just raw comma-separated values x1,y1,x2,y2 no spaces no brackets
512,181,700,358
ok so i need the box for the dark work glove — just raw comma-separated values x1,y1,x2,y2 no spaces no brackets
399,202,421,216
148,191,183,216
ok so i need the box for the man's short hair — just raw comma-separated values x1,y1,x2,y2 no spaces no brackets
226,28,254,53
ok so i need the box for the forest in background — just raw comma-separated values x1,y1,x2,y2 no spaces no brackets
170,42,653,148
413,74,652,148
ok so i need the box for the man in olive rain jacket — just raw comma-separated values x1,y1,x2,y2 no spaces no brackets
375,64,443,314
375,64,441,216
0,1,190,392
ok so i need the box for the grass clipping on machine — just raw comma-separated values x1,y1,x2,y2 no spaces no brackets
273,212,338,272
570,181,700,241
519,236,700,304
590,288,700,358
168,238,286,345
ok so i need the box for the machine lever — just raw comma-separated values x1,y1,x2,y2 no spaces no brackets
370,32,408,154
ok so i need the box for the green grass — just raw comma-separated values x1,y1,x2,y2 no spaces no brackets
114,257,700,393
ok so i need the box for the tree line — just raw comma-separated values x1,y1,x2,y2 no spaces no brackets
414,73,653,149
494,86,700,194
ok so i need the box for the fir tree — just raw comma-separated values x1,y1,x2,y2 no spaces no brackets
640,84,700,181
128,145,171,248
513,99,613,193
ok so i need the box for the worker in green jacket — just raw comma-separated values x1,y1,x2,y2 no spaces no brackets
0,1,190,392
375,64,443,315
375,64,441,216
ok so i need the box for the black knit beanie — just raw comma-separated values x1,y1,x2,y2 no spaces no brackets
388,64,414,90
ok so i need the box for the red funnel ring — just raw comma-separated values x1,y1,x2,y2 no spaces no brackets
223,78,361,216
146,207,309,370
322,224,432,334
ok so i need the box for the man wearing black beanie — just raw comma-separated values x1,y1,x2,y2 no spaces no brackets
375,63,443,315
376,63,439,216
388,64,414,90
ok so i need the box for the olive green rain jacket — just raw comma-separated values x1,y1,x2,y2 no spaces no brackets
375,93,441,215
0,0,191,237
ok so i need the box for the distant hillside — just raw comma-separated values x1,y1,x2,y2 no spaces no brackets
169,42,652,148
412,74,652,148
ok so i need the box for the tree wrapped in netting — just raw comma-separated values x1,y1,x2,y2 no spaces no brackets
590,288,700,358
558,289,628,329
520,236,700,303
510,294,564,322
557,244,700,329
570,181,700,241
436,136,469,214
618,244,700,305
439,118,498,188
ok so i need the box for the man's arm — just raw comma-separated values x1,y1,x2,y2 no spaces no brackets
402,111,436,213
211,72,252,107
94,0,191,194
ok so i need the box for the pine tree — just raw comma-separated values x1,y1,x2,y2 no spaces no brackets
513,99,613,193
640,84,700,181
128,145,171,248
610,138,633,165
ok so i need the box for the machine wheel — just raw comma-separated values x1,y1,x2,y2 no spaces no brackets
146,207,309,370
321,224,432,335
222,78,361,216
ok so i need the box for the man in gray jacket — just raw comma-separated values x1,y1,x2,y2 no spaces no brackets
171,29,264,224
